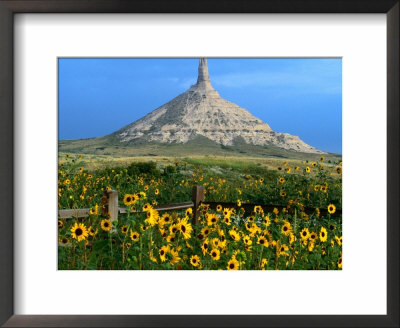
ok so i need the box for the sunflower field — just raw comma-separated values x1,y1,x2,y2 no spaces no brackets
58,154,342,270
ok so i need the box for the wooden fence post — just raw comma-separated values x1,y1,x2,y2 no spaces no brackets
192,185,204,224
105,189,119,222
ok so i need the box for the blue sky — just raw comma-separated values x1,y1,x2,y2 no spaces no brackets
59,58,342,154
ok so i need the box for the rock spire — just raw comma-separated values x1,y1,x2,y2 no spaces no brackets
190,57,216,94
114,58,324,154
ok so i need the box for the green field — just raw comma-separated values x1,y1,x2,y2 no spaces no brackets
58,142,342,270
59,135,341,161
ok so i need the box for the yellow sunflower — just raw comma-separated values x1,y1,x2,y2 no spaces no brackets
142,203,152,211
281,222,291,236
190,255,200,267
300,228,310,240
279,244,289,256
201,226,211,237
178,217,193,240
121,225,128,234
145,208,159,226
123,194,134,206
319,227,328,242
224,216,232,226
89,204,98,215
229,229,241,241
328,204,336,214
263,216,271,226
223,208,231,217
261,258,268,269
100,219,112,232
169,248,181,266
206,213,218,226
335,235,342,246
166,234,175,243
88,226,97,236
309,232,318,242
216,205,222,212
201,239,209,255
159,245,170,262
211,238,220,249
160,213,172,225
130,230,140,242
70,222,89,242
257,236,269,247
227,257,239,270
210,249,220,261
254,205,264,214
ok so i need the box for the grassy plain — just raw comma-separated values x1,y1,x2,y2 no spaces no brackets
58,150,342,270
58,152,341,173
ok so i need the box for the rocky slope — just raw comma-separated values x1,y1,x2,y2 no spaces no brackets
113,58,324,154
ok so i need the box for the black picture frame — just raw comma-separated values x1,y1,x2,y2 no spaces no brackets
0,0,398,327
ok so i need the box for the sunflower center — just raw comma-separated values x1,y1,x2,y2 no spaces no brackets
104,222,109,227
181,225,186,233
229,263,234,269
192,259,197,263
75,228,82,236
283,227,288,231
322,232,325,237
260,239,264,244
160,250,165,255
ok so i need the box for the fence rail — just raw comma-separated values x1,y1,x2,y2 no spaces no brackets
58,185,341,223
58,186,204,223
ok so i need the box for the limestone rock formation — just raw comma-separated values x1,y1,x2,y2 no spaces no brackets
115,58,324,154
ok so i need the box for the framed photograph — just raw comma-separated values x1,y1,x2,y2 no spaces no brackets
0,0,398,327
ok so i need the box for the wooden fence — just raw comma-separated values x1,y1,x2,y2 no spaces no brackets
58,186,205,223
58,185,341,223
